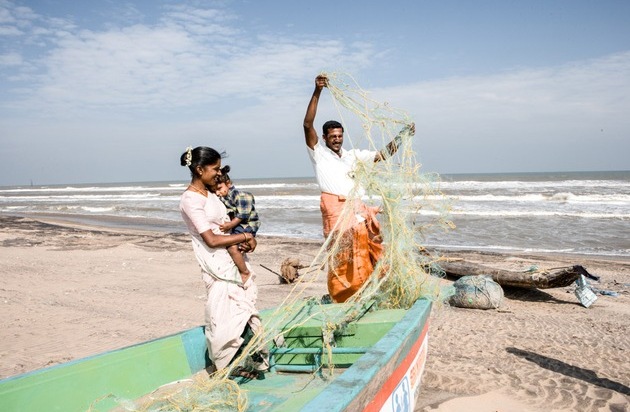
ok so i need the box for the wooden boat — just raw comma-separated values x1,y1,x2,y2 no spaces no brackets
439,261,599,289
0,299,431,411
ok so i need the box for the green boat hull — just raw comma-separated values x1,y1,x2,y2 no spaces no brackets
0,299,431,411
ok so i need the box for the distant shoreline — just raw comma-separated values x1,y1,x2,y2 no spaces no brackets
2,213,627,265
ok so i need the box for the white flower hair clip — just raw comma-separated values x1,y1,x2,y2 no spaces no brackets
185,146,192,166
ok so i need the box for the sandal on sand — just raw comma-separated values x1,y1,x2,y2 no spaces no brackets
229,367,258,380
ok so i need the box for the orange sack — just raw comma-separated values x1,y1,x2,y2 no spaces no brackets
320,192,383,303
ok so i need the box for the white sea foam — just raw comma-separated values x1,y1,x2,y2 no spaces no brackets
442,193,630,204
439,179,630,191
81,207,114,213
448,210,630,219
1,172,628,257
238,183,320,190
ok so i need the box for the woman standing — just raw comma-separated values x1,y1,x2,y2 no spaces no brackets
179,146,266,377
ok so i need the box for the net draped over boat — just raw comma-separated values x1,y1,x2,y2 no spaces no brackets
126,72,454,411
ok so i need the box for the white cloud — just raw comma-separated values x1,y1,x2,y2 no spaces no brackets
363,51,629,137
374,52,630,172
0,1,40,35
0,25,20,35
0,51,21,65
1,2,372,114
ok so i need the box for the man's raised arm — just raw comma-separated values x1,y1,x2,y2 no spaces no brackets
374,122,416,162
303,75,328,150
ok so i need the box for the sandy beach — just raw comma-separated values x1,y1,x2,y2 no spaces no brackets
0,215,628,411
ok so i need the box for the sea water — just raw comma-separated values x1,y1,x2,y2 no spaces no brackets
1,171,628,258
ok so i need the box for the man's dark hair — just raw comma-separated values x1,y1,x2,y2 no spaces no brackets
322,120,343,136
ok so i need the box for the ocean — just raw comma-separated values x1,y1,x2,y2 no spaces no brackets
1,171,629,258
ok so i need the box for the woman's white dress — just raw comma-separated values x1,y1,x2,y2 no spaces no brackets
180,190,262,370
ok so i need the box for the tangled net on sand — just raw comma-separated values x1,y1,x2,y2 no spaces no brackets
126,72,453,411
450,275,504,309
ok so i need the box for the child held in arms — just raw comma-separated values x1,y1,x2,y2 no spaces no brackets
215,165,261,281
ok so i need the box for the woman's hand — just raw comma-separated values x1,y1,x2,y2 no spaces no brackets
238,233,256,252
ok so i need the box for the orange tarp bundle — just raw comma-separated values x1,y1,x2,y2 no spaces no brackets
320,192,383,303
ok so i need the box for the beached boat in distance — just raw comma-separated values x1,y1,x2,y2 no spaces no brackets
0,299,431,412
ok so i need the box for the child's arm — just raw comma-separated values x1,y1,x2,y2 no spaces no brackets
219,216,242,233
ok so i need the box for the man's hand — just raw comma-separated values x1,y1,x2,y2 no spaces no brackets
403,122,416,136
375,121,416,163
315,74,328,90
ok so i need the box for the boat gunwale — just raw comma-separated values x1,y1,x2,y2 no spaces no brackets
298,298,431,411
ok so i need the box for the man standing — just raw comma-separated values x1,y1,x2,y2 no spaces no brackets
303,74,414,302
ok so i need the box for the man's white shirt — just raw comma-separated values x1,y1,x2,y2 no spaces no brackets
307,143,376,197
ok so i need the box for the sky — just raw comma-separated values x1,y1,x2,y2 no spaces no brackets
1,0,629,186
